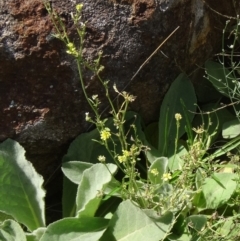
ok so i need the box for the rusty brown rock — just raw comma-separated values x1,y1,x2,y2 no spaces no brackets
0,0,239,189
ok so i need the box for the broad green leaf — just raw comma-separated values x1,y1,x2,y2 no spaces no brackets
180,215,207,241
168,144,187,171
205,60,236,97
186,215,207,232
62,128,106,164
0,139,45,231
192,191,206,210
0,219,26,241
166,213,186,240
76,163,118,217
103,178,122,198
62,162,93,217
167,232,192,241
158,73,196,156
144,122,158,149
101,200,173,241
145,146,162,164
222,118,240,139
26,227,46,241
62,177,77,218
40,217,108,241
95,196,122,218
0,211,13,223
202,173,237,209
148,157,168,184
62,161,93,184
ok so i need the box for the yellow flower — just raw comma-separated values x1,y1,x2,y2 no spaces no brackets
100,128,111,141
150,168,159,176
175,113,182,121
118,150,131,163
76,4,83,12
66,42,78,57
162,173,172,181
118,155,126,163
122,150,130,157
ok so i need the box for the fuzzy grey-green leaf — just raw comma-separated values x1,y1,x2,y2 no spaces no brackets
0,139,45,231
76,163,118,217
101,200,173,241
0,219,26,241
40,217,108,241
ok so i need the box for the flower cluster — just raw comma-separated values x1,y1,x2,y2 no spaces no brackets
162,173,172,182
118,150,130,163
100,128,111,141
66,42,78,57
175,113,182,121
150,168,159,176
76,4,83,12
98,155,106,162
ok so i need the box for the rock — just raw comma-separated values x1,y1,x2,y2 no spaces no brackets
0,0,239,193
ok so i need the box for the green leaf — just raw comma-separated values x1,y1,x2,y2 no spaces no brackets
158,73,196,156
145,146,161,164
62,161,93,184
144,122,158,149
0,212,13,223
186,215,207,232
168,144,187,171
222,118,240,139
62,177,77,218
202,173,237,209
205,60,236,97
148,157,168,184
167,232,192,241
0,139,45,231
62,162,93,217
101,200,173,241
76,163,118,217
192,191,206,210
62,128,105,164
0,219,26,241
26,227,46,241
95,196,122,218
168,213,186,239
185,215,207,240
40,217,108,241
